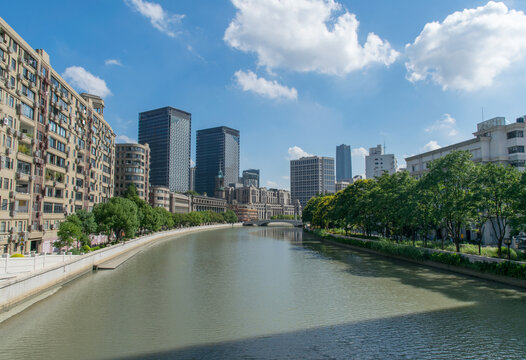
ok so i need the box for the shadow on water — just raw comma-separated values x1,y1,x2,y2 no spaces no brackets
112,304,526,360
267,228,526,305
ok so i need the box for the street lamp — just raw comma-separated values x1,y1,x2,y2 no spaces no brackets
504,238,512,261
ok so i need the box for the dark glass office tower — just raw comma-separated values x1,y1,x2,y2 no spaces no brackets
336,144,352,181
196,126,240,196
138,107,191,193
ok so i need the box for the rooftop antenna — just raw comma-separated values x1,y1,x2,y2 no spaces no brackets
383,140,386,154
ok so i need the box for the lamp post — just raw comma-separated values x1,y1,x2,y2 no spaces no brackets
504,238,512,261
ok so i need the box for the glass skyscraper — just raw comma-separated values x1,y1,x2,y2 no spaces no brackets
336,144,352,181
195,126,240,196
138,107,191,193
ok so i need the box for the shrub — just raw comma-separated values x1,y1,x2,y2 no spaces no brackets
82,245,91,253
10,253,24,258
91,246,100,251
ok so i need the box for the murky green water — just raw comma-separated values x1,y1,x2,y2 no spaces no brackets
1,227,526,359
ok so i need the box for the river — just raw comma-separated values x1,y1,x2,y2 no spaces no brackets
1,227,526,359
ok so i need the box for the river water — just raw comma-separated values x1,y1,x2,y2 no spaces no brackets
1,227,526,359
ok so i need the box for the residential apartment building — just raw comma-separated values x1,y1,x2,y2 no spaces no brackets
365,144,397,179
138,107,191,193
0,18,115,254
406,116,526,178
195,126,240,196
290,156,335,208
114,143,150,201
336,144,352,181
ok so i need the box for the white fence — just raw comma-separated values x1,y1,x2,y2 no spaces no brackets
0,254,77,276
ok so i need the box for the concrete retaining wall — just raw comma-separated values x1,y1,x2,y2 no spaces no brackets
0,224,239,312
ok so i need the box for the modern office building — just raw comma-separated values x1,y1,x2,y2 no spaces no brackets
335,180,350,192
138,107,191,193
195,126,240,196
242,169,259,187
365,144,397,179
114,143,150,201
406,116,526,178
189,166,195,192
336,144,352,181
290,156,335,208
0,17,116,254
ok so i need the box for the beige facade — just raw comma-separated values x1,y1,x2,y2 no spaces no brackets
406,117,526,179
170,192,191,214
0,18,115,254
115,143,150,202
149,185,171,210
190,195,227,213
224,186,300,220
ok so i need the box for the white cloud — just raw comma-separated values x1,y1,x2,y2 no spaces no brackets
62,66,112,98
234,70,298,100
190,159,195,167
124,0,184,38
115,135,137,144
266,180,278,188
282,175,290,180
224,0,398,76
425,113,458,137
405,1,526,91
287,146,312,160
105,59,123,66
423,140,441,152
351,147,368,157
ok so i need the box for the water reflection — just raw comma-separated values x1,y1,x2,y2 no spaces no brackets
0,227,525,360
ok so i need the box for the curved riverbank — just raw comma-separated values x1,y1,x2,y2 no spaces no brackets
0,224,241,312
307,229,526,289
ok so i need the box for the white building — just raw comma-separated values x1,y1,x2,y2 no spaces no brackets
406,116,526,178
365,145,397,179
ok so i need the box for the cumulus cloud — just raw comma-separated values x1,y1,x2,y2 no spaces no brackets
105,59,123,66
115,135,137,144
234,70,298,100
124,0,184,38
288,146,312,160
405,1,526,91
351,147,368,157
224,0,398,76
425,113,458,137
423,140,441,152
62,66,112,98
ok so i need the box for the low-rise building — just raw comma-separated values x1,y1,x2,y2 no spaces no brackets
405,116,526,178
149,185,170,210
190,195,227,213
114,143,150,201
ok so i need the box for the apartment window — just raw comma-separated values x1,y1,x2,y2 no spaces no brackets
1,200,7,211
10,59,16,71
48,137,66,152
43,202,53,213
3,178,9,189
508,146,525,154
16,160,31,175
5,135,12,148
507,130,524,139
8,95,14,107
21,102,34,119
0,221,5,232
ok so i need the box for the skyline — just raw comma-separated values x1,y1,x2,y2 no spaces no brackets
3,0,526,189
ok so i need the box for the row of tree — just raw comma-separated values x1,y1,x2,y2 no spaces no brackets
302,151,526,257
56,185,238,250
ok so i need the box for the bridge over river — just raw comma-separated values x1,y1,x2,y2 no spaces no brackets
243,219,303,227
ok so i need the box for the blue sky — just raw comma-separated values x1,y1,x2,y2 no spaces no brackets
4,0,526,189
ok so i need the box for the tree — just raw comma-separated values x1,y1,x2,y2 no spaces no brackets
476,163,520,257
55,216,83,250
185,212,203,227
424,151,477,252
75,209,97,236
154,207,174,229
141,205,162,232
93,197,140,240
223,210,238,224
302,195,324,225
